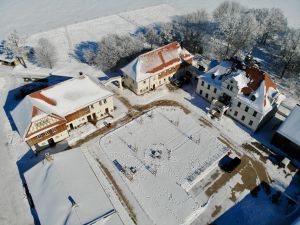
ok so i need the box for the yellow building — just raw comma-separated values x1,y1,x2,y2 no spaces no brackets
121,41,193,95
12,75,114,152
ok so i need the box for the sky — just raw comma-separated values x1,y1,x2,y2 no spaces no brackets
0,0,299,39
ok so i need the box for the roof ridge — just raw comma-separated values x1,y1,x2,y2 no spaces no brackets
139,41,180,58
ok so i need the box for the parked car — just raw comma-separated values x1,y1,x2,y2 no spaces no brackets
219,154,241,173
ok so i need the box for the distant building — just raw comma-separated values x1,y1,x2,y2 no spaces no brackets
193,61,285,131
12,75,114,152
24,149,123,225
272,104,300,159
121,41,193,95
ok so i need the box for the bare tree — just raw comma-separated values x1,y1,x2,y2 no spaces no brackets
250,8,287,45
94,34,145,71
159,23,176,45
278,28,300,78
173,10,210,53
213,1,258,59
144,25,161,49
5,30,27,68
82,48,96,65
35,38,57,69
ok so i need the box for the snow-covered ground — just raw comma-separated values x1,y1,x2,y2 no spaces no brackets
99,107,228,225
0,0,299,39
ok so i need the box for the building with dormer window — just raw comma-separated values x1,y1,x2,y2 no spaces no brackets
194,61,285,131
12,75,114,152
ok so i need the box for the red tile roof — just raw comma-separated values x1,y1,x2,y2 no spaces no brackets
242,67,277,106
29,90,57,106
141,41,192,74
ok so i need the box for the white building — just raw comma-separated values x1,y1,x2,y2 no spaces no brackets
24,149,123,225
121,41,193,95
194,61,285,131
272,104,300,159
12,75,114,152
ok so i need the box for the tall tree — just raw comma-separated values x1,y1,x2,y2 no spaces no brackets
278,28,300,78
5,30,27,68
173,10,210,53
213,1,258,59
250,8,287,45
94,34,145,71
144,25,161,49
35,38,57,69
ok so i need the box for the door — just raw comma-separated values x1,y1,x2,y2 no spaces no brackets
69,123,74,130
153,84,155,90
105,108,109,114
87,115,92,122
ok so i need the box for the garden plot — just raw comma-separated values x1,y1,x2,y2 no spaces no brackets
99,107,228,225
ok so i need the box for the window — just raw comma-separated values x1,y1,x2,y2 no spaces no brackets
103,99,107,104
207,84,210,90
99,100,102,106
253,111,257,117
201,81,204,86
241,115,245,121
45,131,50,136
227,84,230,89
199,90,203,95
52,128,57,133
37,134,42,139
214,88,217,93
249,120,253,126
212,97,215,101
90,104,94,109
143,80,146,84
237,102,241,107
205,93,209,98
230,86,233,91
234,111,238,116
245,106,249,112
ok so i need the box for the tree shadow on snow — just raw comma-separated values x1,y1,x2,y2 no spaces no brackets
3,74,72,132
72,41,99,64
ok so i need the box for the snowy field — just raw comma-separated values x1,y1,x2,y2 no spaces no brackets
0,0,299,39
99,107,229,225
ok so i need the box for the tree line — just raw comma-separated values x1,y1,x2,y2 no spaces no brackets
1,1,300,78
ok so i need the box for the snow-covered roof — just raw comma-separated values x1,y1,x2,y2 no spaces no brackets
24,149,123,225
198,61,234,89
199,61,284,114
121,41,193,82
12,75,113,138
236,67,284,114
277,105,300,146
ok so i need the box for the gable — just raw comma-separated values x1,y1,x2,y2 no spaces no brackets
25,114,65,139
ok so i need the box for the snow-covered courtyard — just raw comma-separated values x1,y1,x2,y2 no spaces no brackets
99,107,228,225
1,1,300,225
